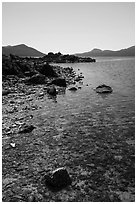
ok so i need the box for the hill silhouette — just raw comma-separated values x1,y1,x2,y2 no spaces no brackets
2,44,45,57
75,46,135,57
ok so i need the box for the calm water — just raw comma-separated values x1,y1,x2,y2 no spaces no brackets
53,57,135,122
42,57,135,147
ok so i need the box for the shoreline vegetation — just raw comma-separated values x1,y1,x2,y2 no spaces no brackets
40,52,96,63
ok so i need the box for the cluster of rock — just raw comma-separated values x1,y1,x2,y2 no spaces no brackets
2,54,76,88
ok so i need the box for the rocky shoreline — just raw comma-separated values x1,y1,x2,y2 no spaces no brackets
2,54,134,202
2,54,85,201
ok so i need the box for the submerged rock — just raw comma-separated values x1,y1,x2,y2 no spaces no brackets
74,76,82,82
44,167,72,191
47,85,57,96
96,84,113,94
74,74,84,82
51,78,67,87
68,87,77,91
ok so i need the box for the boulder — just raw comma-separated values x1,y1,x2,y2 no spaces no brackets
74,76,82,82
18,125,35,134
2,90,11,96
27,74,45,84
44,168,72,190
38,63,57,77
51,78,67,87
47,85,57,96
96,84,113,94
68,87,77,91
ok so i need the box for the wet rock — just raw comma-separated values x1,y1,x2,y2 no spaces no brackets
47,85,57,96
38,92,44,97
18,125,35,133
2,90,11,96
27,73,45,84
44,167,72,190
74,77,82,82
9,100,15,104
51,78,67,87
79,73,84,78
68,87,77,91
72,81,76,84
96,84,113,94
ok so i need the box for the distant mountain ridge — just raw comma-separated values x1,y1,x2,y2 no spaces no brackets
2,44,44,57
75,46,135,57
2,44,135,58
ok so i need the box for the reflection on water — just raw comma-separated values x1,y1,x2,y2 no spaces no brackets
97,92,112,99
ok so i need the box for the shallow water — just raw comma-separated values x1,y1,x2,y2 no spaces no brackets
38,58,135,172
50,58,135,135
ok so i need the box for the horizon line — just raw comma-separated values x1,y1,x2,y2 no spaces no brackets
2,43,135,54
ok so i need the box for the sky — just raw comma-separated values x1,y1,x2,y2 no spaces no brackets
2,2,135,54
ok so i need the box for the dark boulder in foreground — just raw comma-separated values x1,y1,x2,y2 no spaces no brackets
27,73,45,84
44,168,72,191
68,87,77,91
47,85,57,96
96,84,113,93
18,125,35,134
51,78,67,87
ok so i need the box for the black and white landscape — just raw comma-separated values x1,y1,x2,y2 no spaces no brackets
2,2,135,202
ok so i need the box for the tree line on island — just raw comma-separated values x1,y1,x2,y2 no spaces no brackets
40,52,96,63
